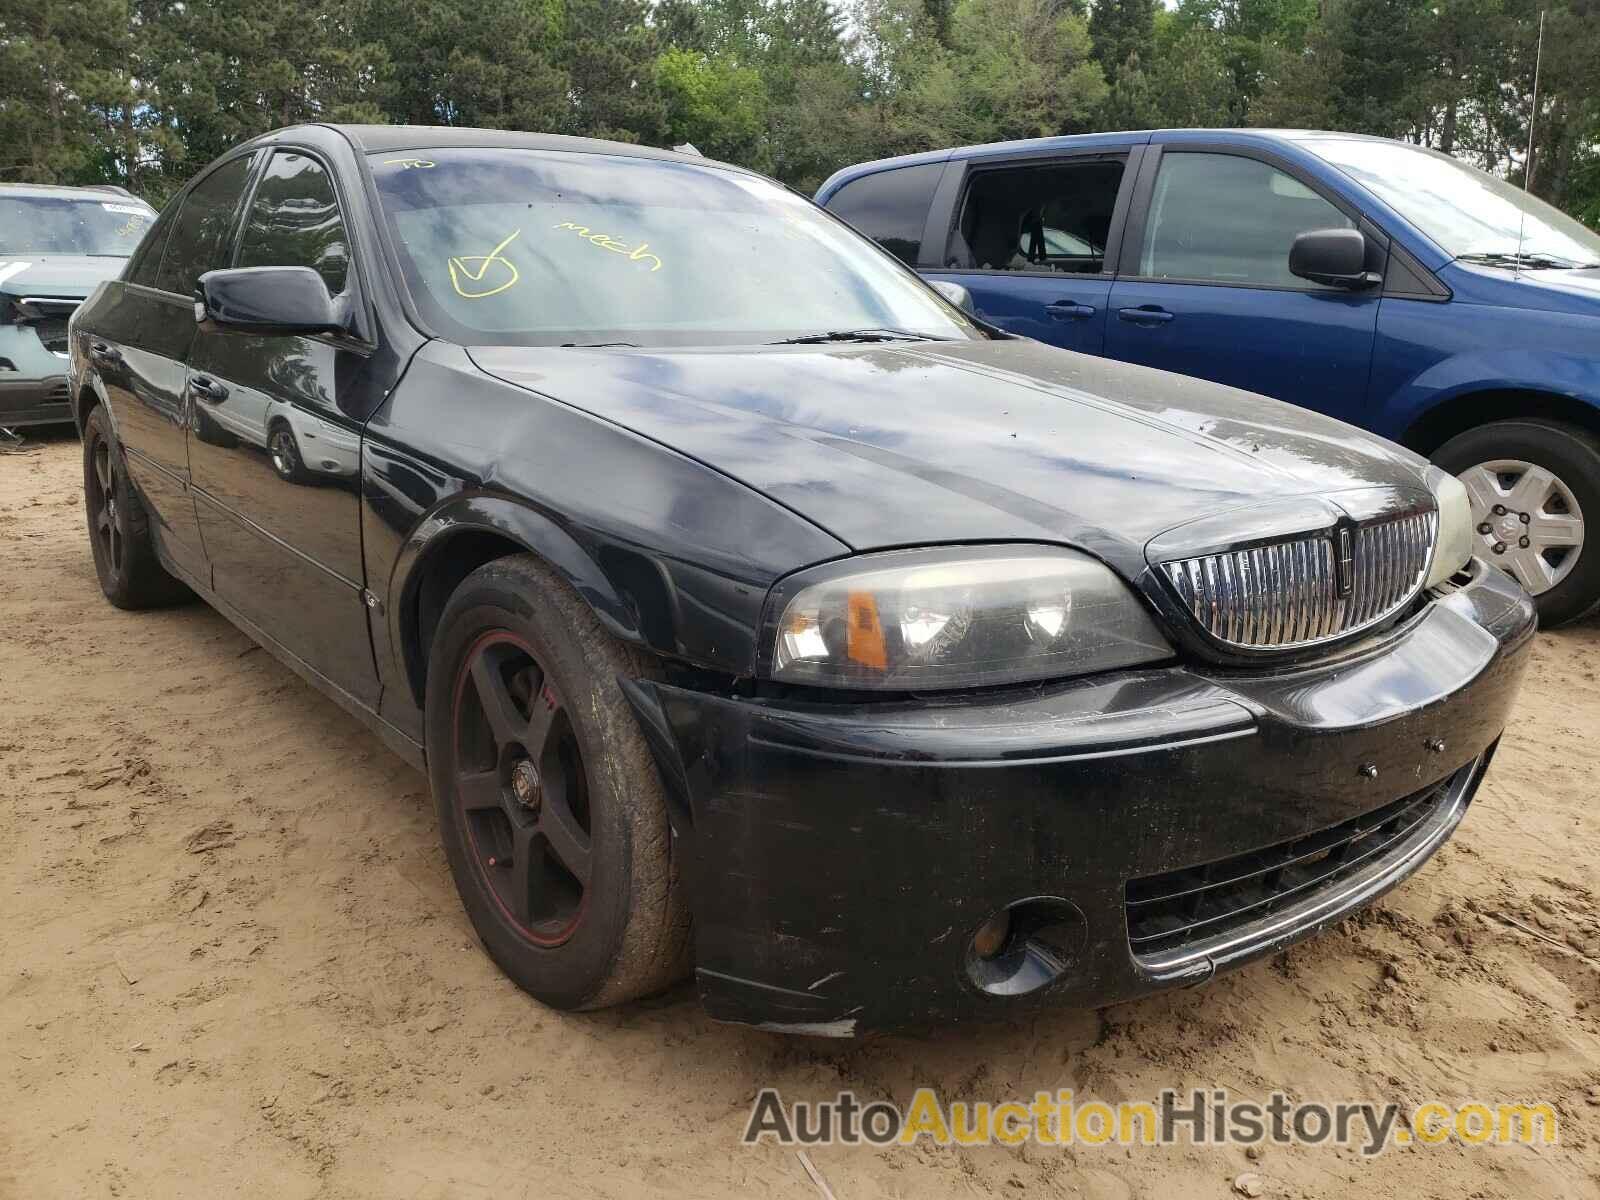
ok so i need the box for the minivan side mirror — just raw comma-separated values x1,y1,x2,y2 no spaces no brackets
929,279,977,315
195,267,349,337
1288,228,1380,290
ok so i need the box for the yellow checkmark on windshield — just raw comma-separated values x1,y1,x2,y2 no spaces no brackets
448,229,521,299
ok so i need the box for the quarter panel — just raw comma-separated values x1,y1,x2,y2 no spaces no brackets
79,283,208,576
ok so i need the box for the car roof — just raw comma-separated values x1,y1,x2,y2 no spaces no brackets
247,124,762,179
814,128,1411,200
0,182,152,205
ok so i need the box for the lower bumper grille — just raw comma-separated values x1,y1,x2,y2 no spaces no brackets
1125,765,1471,963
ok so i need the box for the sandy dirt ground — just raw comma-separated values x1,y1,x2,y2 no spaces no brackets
3,428,1599,1199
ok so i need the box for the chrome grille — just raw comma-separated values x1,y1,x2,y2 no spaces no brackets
1161,508,1437,650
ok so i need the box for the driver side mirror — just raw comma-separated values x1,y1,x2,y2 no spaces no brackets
1289,228,1381,290
195,267,349,337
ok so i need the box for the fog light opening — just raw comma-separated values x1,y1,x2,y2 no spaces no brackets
964,897,1088,998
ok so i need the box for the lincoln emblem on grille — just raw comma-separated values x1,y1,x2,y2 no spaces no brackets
1335,526,1355,597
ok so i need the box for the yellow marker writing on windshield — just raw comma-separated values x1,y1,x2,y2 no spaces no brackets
552,221,663,272
448,229,521,299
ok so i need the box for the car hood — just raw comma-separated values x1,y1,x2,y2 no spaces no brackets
1445,260,1600,316
0,255,127,300
470,338,1433,576
1516,265,1600,309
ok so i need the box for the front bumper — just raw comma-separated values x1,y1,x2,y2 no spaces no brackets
0,322,72,427
626,562,1536,1036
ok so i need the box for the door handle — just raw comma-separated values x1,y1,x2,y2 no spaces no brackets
1045,302,1097,321
89,341,122,365
1117,306,1175,326
189,375,228,403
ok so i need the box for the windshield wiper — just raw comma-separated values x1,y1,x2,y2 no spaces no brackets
559,341,639,348
1457,250,1600,270
768,327,946,345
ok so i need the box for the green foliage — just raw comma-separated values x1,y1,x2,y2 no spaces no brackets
0,0,1593,228
657,46,768,160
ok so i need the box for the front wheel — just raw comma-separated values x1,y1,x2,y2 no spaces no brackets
1434,418,1600,627
424,554,691,1011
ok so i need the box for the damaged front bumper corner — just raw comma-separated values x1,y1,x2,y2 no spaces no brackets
625,561,1536,1037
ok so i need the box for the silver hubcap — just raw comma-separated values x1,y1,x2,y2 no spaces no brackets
271,434,292,473
1458,458,1585,595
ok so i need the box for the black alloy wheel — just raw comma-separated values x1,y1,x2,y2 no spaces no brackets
424,554,691,1010
452,631,593,946
81,405,190,609
88,432,125,579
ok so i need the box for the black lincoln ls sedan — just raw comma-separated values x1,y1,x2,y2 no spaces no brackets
67,124,1534,1036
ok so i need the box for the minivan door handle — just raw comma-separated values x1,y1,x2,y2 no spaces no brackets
189,375,228,403
1045,301,1097,320
1117,305,1175,326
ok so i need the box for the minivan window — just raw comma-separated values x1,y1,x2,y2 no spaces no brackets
155,153,257,296
1306,138,1600,267
1140,152,1353,287
237,151,351,294
370,149,977,347
955,160,1124,274
825,163,942,265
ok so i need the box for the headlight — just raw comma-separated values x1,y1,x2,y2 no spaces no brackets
765,546,1173,690
1424,466,1473,589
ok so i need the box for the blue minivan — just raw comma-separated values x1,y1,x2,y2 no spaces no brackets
817,130,1600,625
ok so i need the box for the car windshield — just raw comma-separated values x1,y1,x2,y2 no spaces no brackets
0,195,155,257
1306,138,1600,268
368,148,978,347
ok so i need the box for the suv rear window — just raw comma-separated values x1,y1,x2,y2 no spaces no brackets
824,164,943,266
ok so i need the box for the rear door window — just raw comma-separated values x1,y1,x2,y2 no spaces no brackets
154,153,257,296
825,163,943,266
124,205,176,287
236,151,351,295
953,159,1125,275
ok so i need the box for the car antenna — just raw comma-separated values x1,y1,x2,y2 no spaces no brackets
1515,9,1546,278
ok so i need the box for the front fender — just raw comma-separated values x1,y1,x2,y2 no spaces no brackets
1369,302,1600,444
361,341,852,729
384,492,644,686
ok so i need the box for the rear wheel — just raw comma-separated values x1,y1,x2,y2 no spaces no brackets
1434,419,1600,627
81,405,191,609
424,554,690,1010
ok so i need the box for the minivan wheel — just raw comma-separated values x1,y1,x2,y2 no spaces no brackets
424,554,691,1010
81,405,191,609
1433,418,1600,626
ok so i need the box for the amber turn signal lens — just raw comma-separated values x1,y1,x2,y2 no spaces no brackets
972,910,1012,960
